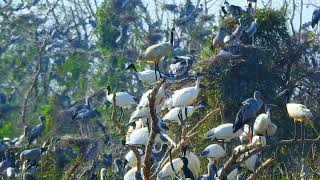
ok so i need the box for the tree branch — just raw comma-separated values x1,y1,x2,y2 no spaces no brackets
143,79,165,180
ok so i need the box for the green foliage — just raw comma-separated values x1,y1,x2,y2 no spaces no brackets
0,122,13,138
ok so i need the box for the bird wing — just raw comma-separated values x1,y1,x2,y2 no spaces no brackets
142,42,172,62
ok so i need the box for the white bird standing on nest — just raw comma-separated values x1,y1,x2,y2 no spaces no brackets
275,89,313,140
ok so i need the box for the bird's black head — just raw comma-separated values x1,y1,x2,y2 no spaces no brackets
224,1,229,5
170,27,175,46
40,147,48,153
123,63,137,72
93,109,102,117
196,101,210,109
248,3,252,7
38,115,45,122
106,86,111,95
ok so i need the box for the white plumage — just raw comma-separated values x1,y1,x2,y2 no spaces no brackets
205,123,243,142
137,85,165,108
158,158,184,179
200,144,226,159
239,124,251,143
136,70,166,84
286,103,313,123
162,104,205,125
162,77,202,110
106,91,138,108
217,167,240,180
250,135,267,147
253,109,271,136
244,154,260,172
266,122,277,136
158,151,200,179
129,104,163,122
124,167,144,180
125,149,145,168
126,127,175,147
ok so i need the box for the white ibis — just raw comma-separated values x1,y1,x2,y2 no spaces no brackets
200,144,226,160
126,127,176,148
162,76,204,110
106,86,138,119
205,123,243,143
137,85,165,109
162,102,208,125
124,149,145,169
250,135,267,147
140,28,175,80
275,89,313,140
253,107,271,136
123,63,172,84
124,167,144,180
100,168,108,180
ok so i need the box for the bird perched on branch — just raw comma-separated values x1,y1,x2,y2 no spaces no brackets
212,27,226,49
275,89,313,140
233,91,263,142
139,28,175,80
245,19,259,46
223,1,245,17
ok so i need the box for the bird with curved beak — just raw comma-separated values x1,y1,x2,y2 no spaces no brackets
274,89,313,140
139,28,175,80
123,63,173,84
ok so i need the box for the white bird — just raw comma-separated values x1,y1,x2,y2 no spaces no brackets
158,151,200,179
170,56,193,78
244,154,261,172
100,168,108,180
124,167,144,180
162,102,208,125
6,167,15,178
124,149,145,169
126,127,175,147
253,108,271,136
129,103,163,122
106,86,138,109
275,89,313,140
137,85,165,108
250,135,267,147
162,76,204,110
205,123,243,142
239,124,251,143
217,166,241,180
200,144,226,160
123,64,172,84
266,122,277,136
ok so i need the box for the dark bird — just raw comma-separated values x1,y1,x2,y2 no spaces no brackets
221,6,228,17
20,147,48,166
28,116,45,145
233,91,263,138
312,8,320,29
224,1,244,17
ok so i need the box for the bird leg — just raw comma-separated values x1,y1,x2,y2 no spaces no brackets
301,122,304,141
157,63,162,79
251,35,255,46
294,122,298,141
154,63,158,81
184,107,188,126
178,109,183,126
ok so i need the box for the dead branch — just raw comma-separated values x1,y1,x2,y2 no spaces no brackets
143,79,165,180
20,33,49,125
